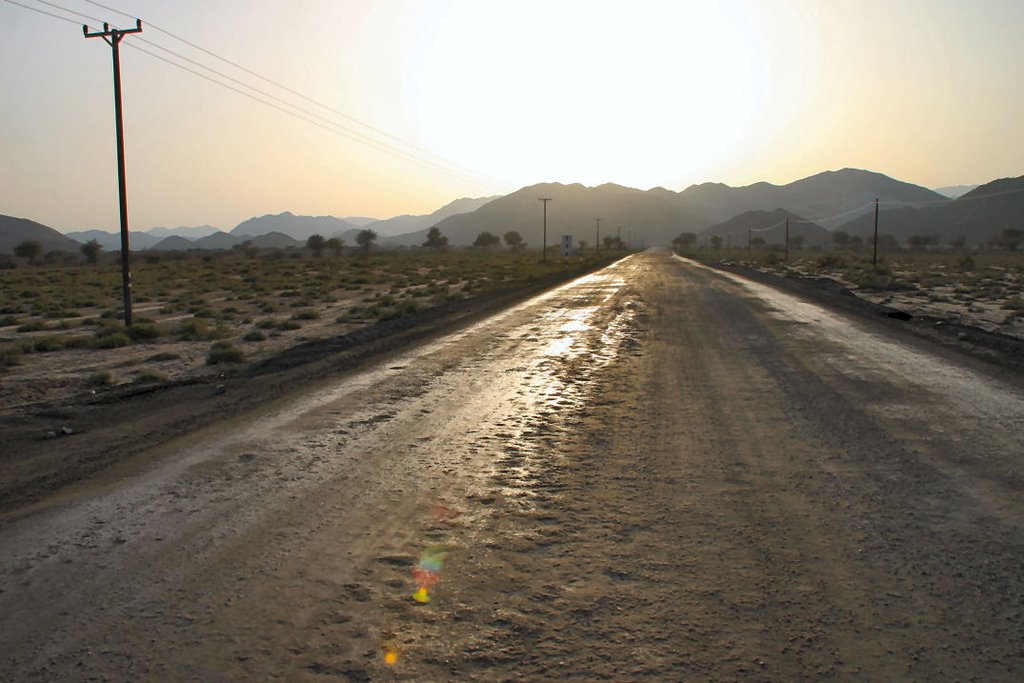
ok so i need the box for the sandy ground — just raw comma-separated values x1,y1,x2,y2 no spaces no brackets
2,251,1024,680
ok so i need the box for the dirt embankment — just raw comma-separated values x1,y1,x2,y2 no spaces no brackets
709,260,1024,375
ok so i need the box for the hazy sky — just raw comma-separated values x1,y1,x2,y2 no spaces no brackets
1,0,1021,233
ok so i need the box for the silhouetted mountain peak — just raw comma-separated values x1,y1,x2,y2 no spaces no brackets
959,175,1024,200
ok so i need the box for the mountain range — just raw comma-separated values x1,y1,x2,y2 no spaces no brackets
3,169,1020,255
838,176,1024,246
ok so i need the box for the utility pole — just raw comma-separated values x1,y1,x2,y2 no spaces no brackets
85,19,143,327
538,198,552,262
785,217,790,262
595,218,601,255
872,197,879,267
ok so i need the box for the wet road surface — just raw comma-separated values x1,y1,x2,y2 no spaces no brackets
2,250,1023,680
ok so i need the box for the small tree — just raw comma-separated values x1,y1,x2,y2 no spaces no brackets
306,234,326,256
423,226,448,251
672,232,697,252
503,230,525,251
995,228,1023,252
473,231,500,249
325,237,344,256
80,238,103,264
356,228,377,252
709,235,723,250
832,230,851,249
14,240,42,264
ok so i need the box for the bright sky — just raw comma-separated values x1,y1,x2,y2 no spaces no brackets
1,0,1021,233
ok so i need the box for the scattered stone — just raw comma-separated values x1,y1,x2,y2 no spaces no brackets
215,384,227,395
61,426,74,435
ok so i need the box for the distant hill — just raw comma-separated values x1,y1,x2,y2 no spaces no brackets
147,225,221,240
367,196,500,240
245,232,301,249
0,214,82,254
676,168,945,228
411,170,945,249
423,183,707,248
836,175,1024,246
701,209,831,248
934,185,979,199
65,229,160,251
231,212,359,241
340,216,381,228
149,235,196,251
194,231,242,250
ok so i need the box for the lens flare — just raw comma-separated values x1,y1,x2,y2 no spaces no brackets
411,544,449,603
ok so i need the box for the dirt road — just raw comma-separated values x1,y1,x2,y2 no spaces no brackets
2,251,1023,681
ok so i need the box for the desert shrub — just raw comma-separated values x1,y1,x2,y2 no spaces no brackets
375,300,419,322
291,308,320,320
276,319,302,330
817,255,846,269
0,315,18,326
87,370,112,386
958,253,975,271
1002,296,1024,311
255,319,278,329
206,341,244,365
126,324,161,341
177,317,210,341
133,370,168,384
93,332,130,349
16,320,49,333
1,344,24,366
243,330,266,342
147,352,179,362
31,336,69,352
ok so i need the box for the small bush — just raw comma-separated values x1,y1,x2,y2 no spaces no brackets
32,336,67,352
291,308,320,320
93,332,130,349
87,370,113,386
817,255,846,269
0,315,20,326
1,345,23,366
206,341,244,365
177,317,210,341
147,352,180,362
16,320,48,333
276,319,302,330
1002,296,1024,311
243,330,266,342
126,323,161,341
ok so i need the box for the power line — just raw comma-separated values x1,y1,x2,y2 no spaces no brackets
2,0,95,28
10,0,500,189
82,0,497,186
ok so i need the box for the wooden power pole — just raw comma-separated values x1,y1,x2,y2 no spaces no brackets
538,197,552,262
85,19,143,327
